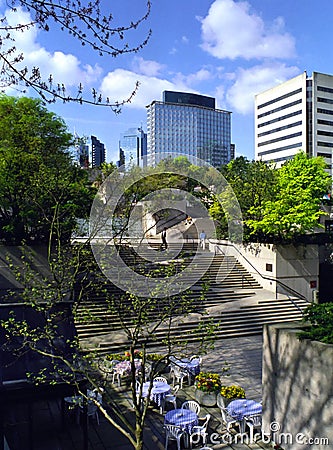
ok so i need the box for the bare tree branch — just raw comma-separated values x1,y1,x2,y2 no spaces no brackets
0,0,151,108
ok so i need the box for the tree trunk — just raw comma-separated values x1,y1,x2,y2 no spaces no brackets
134,423,144,450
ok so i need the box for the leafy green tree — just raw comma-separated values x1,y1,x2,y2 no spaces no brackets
209,156,277,240
0,95,95,244
246,152,331,241
1,156,217,450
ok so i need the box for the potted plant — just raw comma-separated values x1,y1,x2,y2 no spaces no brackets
194,371,221,406
218,385,246,407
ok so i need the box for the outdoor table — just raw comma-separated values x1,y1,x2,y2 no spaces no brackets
164,408,198,447
227,399,262,432
114,359,142,377
141,381,171,408
174,358,201,377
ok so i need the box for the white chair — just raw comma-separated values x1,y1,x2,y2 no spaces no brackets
171,366,188,389
219,407,240,432
162,384,179,412
216,393,226,409
98,358,117,382
154,376,168,383
189,413,211,447
190,354,202,364
244,413,262,442
80,389,102,425
164,424,185,450
181,400,201,415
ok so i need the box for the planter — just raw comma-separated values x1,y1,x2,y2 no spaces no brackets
217,393,238,408
195,389,217,407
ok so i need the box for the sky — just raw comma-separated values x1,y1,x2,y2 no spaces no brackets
2,0,333,163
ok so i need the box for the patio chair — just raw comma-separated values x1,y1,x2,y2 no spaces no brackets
244,413,262,442
181,400,201,415
171,366,188,389
153,376,168,384
98,358,118,382
162,384,179,412
164,424,185,450
190,354,202,364
219,407,240,432
216,393,226,409
189,413,211,447
80,389,103,426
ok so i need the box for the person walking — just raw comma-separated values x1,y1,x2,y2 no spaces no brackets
199,230,206,250
161,227,168,250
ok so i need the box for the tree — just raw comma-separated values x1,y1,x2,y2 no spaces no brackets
0,1,151,109
209,157,277,240
1,157,218,450
0,95,95,244
246,152,331,241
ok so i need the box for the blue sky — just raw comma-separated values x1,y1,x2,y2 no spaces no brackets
3,0,333,163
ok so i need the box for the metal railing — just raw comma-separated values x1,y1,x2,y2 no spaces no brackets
209,239,310,312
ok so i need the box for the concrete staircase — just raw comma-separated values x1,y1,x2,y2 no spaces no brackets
75,247,309,355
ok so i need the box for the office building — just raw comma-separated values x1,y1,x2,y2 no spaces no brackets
255,71,333,175
118,127,147,168
91,135,106,167
146,91,232,168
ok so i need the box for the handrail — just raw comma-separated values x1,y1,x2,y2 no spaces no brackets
209,239,310,307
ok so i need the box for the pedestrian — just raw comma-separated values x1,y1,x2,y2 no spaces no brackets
161,227,168,250
186,215,192,225
199,230,206,250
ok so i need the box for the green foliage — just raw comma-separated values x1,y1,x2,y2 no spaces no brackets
105,351,163,362
246,152,331,241
210,156,277,240
298,302,333,344
0,95,95,244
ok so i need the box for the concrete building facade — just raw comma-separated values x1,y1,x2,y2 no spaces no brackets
146,90,232,168
255,71,333,175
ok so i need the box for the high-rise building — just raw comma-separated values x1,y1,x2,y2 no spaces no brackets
255,71,333,175
118,127,147,168
146,91,232,168
91,135,106,167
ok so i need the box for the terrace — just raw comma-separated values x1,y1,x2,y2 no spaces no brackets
3,335,272,450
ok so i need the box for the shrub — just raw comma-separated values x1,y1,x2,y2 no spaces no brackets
298,302,333,344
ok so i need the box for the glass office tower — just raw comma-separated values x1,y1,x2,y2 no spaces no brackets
119,127,147,168
146,91,232,167
91,135,106,167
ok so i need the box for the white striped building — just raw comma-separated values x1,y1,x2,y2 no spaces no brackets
255,71,333,176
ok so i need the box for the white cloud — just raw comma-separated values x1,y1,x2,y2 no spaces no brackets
99,69,178,108
131,56,165,77
3,7,102,89
200,0,296,60
173,68,213,86
223,63,300,114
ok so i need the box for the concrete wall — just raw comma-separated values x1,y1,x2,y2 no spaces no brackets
262,323,333,450
209,240,319,301
276,245,319,302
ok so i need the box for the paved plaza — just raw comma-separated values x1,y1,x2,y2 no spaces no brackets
4,335,273,450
